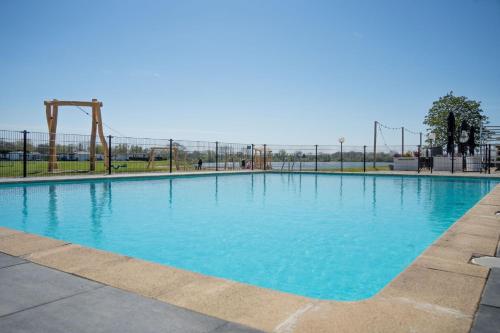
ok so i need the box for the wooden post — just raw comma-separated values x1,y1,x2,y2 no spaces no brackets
95,101,109,170
89,103,97,171
48,103,58,172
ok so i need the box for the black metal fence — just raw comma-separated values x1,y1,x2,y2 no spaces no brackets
0,129,497,178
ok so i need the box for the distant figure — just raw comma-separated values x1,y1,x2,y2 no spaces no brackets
241,159,246,168
197,158,203,170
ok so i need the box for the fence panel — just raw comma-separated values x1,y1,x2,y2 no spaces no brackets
111,136,171,173
0,130,24,177
266,145,316,171
1,128,496,178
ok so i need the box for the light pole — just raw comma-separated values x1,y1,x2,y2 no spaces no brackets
339,137,345,172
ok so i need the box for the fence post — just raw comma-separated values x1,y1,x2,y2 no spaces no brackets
340,142,343,172
462,151,466,173
315,145,318,172
484,145,488,173
169,139,173,173
22,130,28,178
417,145,421,174
215,141,219,171
363,145,366,173
251,144,254,170
452,150,455,174
263,144,267,171
108,135,112,175
488,144,492,174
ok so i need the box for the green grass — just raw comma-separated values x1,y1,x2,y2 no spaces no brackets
0,160,199,177
0,160,391,178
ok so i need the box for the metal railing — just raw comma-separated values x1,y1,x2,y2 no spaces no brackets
0,129,497,178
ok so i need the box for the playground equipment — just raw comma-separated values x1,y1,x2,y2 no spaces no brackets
147,147,179,170
253,146,272,170
44,99,109,172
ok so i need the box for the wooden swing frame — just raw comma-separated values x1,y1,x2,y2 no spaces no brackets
253,146,272,170
44,99,109,172
147,147,180,170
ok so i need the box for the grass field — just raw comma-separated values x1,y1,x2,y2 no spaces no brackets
0,160,198,177
0,160,390,178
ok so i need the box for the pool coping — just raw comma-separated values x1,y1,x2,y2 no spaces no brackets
0,169,498,185
0,174,499,332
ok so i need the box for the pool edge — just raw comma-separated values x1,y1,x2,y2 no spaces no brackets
0,183,499,332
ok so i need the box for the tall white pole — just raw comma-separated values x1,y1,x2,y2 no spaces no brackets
373,121,377,168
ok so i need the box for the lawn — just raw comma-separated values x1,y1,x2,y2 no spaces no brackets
0,161,390,178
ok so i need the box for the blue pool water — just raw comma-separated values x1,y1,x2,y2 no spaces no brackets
0,173,497,300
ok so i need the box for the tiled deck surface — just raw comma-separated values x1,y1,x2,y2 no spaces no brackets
470,246,500,333
0,172,499,332
0,252,263,333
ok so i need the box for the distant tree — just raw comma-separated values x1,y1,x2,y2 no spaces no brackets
423,92,488,147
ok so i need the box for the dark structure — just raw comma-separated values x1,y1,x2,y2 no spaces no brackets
446,111,456,155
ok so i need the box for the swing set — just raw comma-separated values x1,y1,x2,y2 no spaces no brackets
146,147,180,170
253,146,272,170
44,99,109,173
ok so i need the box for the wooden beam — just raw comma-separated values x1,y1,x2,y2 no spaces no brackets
44,100,103,107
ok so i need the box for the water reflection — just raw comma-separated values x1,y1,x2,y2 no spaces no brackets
22,187,28,230
417,177,422,204
251,174,254,198
215,176,219,205
362,175,366,199
169,178,173,207
46,185,58,235
90,182,112,242
314,174,318,200
372,177,377,212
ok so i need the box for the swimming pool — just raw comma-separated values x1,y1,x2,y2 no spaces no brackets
0,173,497,300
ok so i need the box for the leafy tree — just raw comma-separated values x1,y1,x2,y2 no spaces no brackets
423,92,488,147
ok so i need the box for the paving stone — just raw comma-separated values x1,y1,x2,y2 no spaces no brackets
0,263,102,316
0,252,26,268
211,322,264,333
470,305,500,333
0,286,228,333
481,268,500,308
472,256,500,269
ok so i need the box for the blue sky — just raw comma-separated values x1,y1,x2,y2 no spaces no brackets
1,0,499,145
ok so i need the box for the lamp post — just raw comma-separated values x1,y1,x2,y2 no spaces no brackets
339,137,345,172
459,130,469,172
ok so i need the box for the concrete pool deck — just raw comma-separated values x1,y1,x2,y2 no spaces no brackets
0,252,263,333
0,172,499,332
